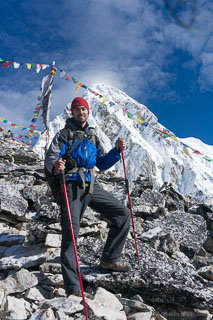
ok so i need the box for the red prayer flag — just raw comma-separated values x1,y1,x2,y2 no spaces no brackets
158,129,167,134
194,150,203,155
1,61,13,68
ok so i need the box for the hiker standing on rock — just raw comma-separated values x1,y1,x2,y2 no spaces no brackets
45,97,130,296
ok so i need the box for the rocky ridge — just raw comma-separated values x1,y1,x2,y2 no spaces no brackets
1,137,213,319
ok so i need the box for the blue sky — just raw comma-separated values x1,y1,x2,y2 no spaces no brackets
0,0,212,144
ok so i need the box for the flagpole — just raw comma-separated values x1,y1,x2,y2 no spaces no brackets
43,60,56,155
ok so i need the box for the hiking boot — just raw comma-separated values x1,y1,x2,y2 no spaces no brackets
100,259,130,272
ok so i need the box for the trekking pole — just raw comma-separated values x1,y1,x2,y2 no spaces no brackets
61,173,89,319
121,150,140,265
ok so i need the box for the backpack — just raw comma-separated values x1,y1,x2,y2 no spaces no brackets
45,127,97,203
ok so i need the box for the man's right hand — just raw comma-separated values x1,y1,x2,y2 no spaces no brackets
55,158,66,174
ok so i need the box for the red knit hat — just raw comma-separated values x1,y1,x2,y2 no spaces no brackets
71,97,89,113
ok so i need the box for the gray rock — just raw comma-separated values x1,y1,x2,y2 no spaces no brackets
2,296,27,320
119,297,154,313
0,181,28,220
0,268,38,294
0,233,25,246
45,233,61,248
25,286,47,302
86,287,127,320
29,307,56,320
22,184,48,210
142,211,207,258
0,244,47,270
127,311,153,320
197,266,213,281
203,231,213,254
39,297,83,316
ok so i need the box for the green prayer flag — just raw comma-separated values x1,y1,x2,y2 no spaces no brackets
31,64,36,67
204,156,213,162
163,133,171,138
0,58,4,63
72,77,78,83
127,112,134,119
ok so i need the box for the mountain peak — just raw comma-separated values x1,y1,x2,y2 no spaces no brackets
34,84,213,201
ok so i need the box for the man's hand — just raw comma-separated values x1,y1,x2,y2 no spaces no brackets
55,158,66,174
115,137,126,151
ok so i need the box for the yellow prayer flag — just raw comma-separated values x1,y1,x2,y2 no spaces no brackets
76,84,80,93
100,97,107,105
137,117,145,124
27,63,32,70
171,136,178,141
0,118,4,122
99,125,103,129
33,114,38,118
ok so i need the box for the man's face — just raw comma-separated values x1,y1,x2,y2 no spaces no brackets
72,105,89,127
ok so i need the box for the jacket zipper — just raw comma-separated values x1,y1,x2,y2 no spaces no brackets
84,141,88,167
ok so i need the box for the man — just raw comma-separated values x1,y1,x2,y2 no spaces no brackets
45,97,130,296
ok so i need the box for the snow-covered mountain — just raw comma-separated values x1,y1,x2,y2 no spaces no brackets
34,84,213,201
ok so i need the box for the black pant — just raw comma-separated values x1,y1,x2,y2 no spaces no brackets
60,182,130,295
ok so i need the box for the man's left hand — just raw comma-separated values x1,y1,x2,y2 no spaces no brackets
115,137,126,151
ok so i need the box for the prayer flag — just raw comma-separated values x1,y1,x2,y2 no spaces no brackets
181,143,190,148
60,71,66,78
203,156,213,162
171,136,178,141
109,102,115,107
27,63,32,70
159,129,167,134
72,77,78,83
100,97,107,105
42,64,49,70
163,133,171,138
127,112,134,119
194,150,202,155
40,74,54,130
13,62,20,69
123,109,128,115
137,117,145,124
36,64,42,73
66,74,70,80
1,61,13,68
76,84,80,93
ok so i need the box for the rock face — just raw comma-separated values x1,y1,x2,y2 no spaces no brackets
0,138,213,320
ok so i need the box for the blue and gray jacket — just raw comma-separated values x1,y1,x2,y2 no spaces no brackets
45,117,121,193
